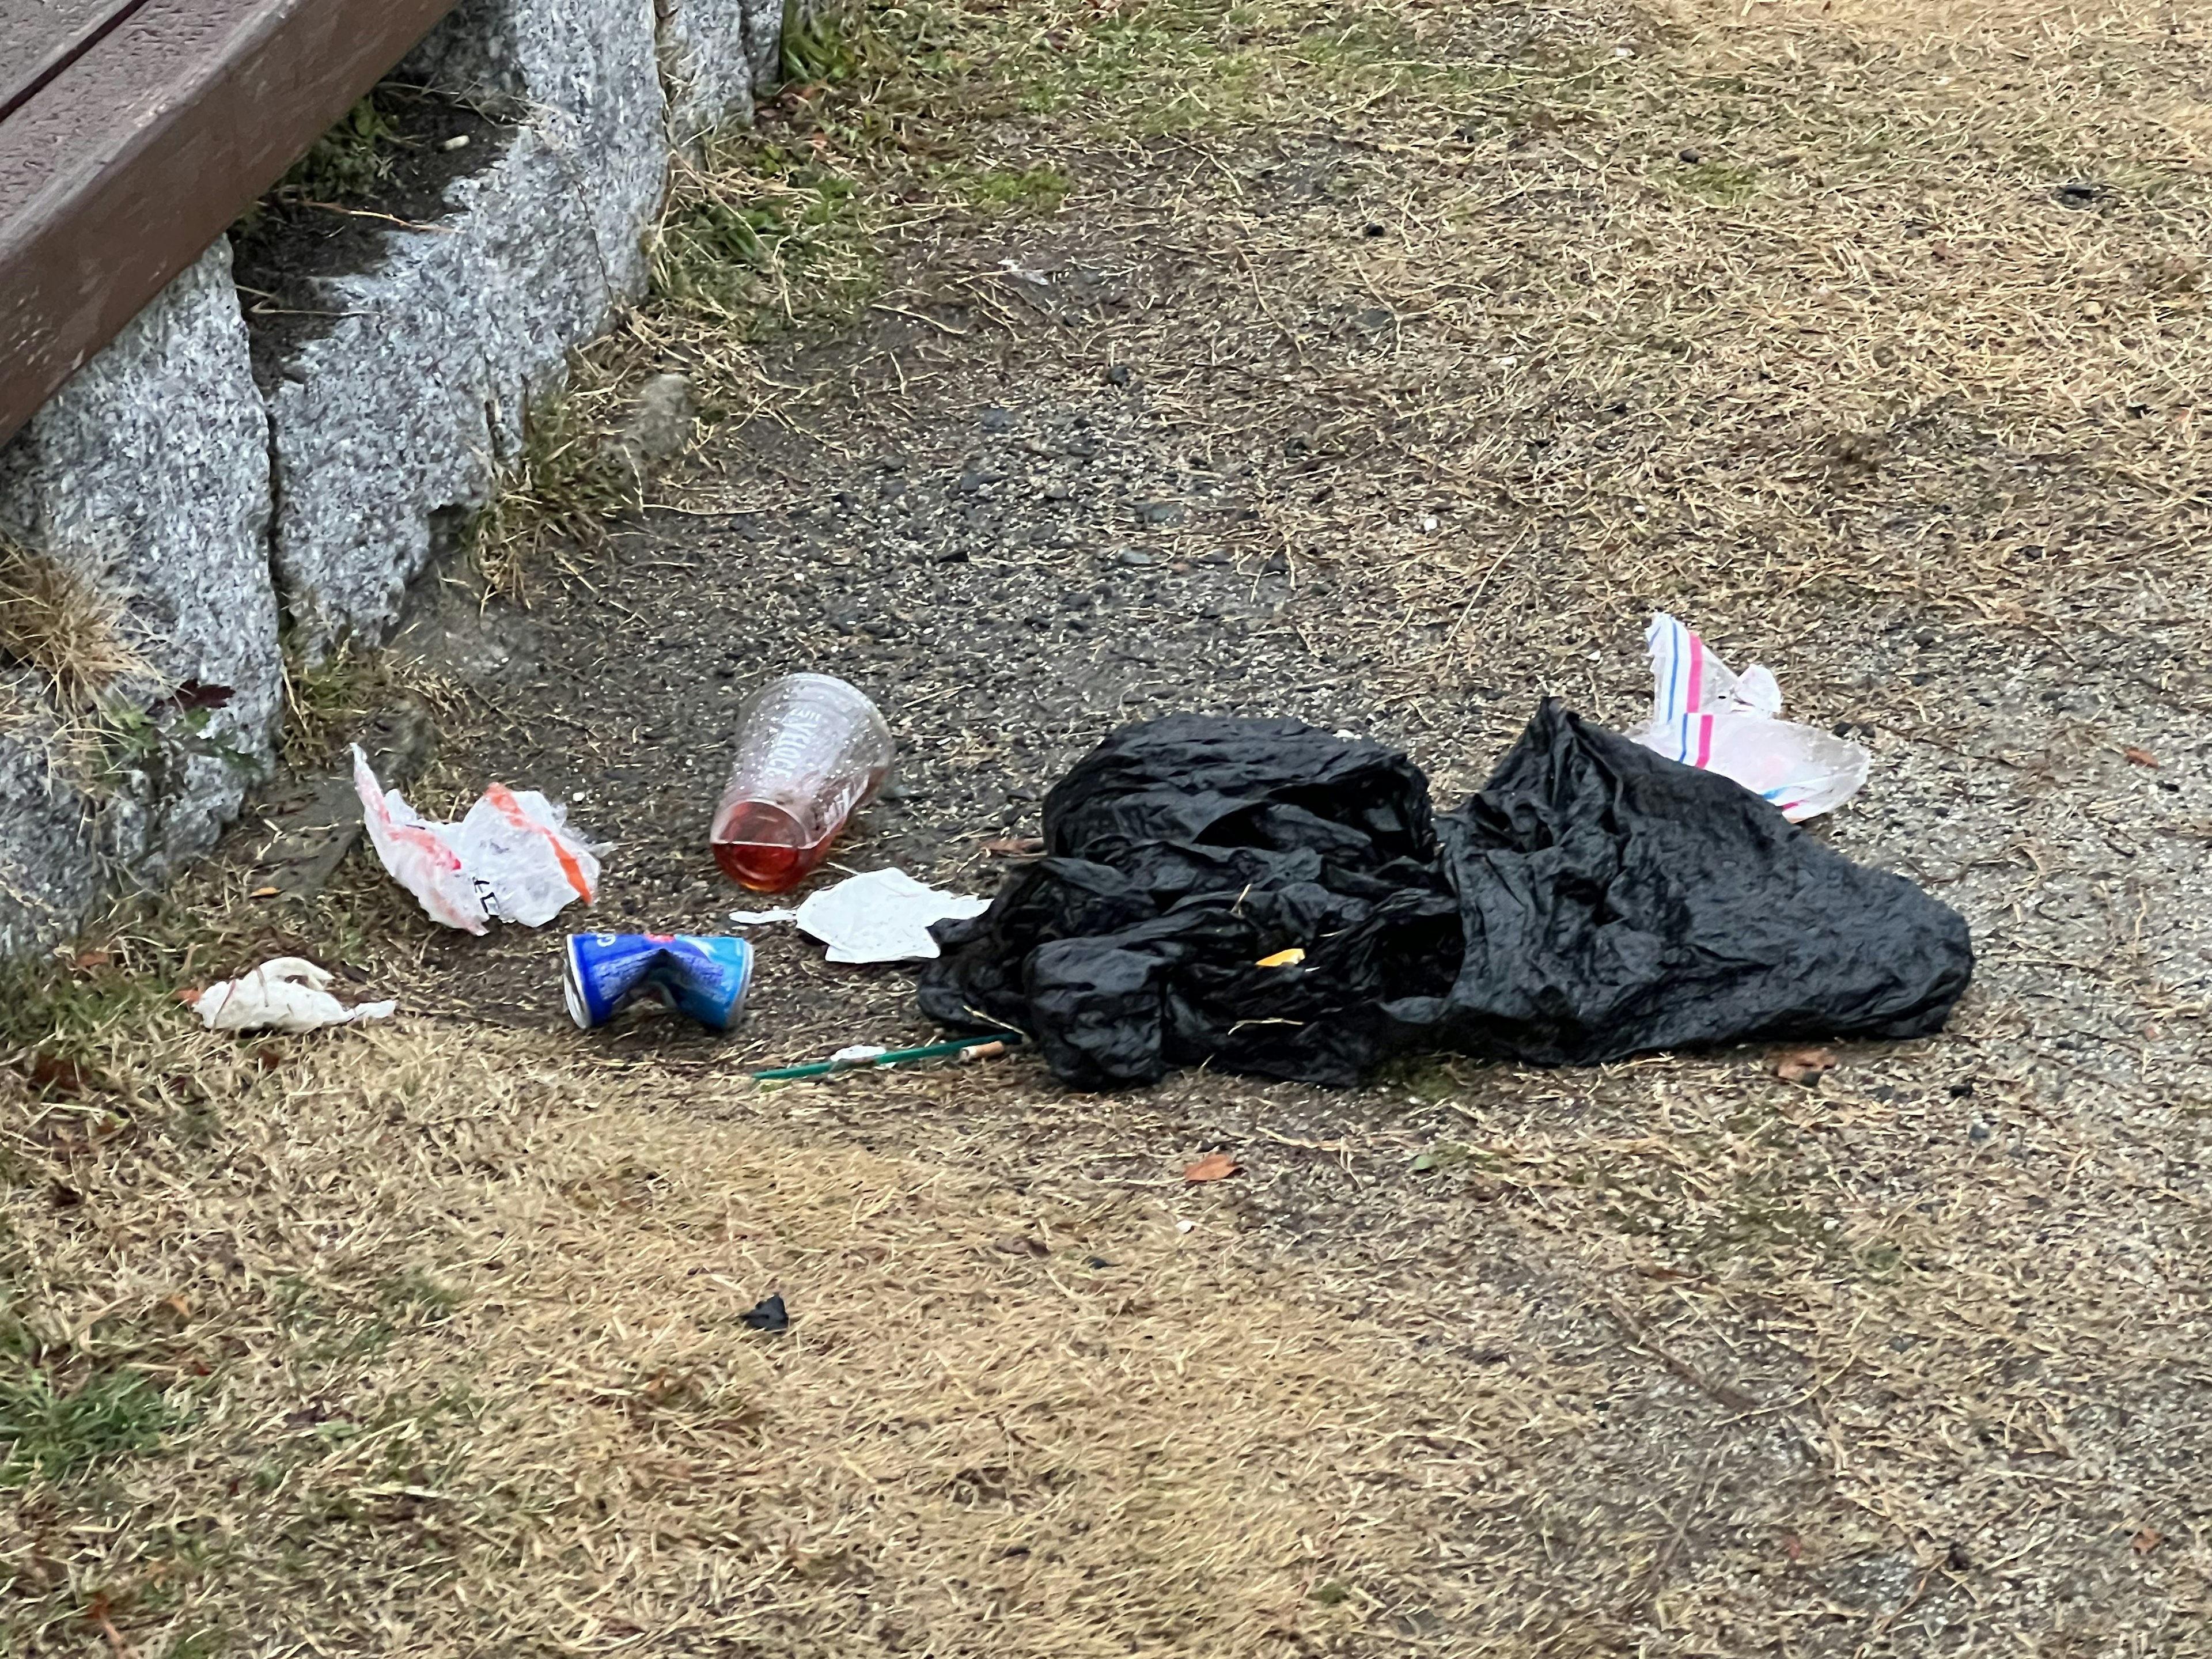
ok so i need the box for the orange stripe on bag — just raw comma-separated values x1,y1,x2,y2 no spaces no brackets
486,784,596,901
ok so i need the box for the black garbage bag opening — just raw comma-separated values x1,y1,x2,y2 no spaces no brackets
918,702,1973,1089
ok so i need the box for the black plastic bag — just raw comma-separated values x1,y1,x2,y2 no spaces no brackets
919,702,1973,1089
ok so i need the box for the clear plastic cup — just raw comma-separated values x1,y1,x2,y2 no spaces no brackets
710,673,893,893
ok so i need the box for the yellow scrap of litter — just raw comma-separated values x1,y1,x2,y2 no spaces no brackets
1256,948,1306,969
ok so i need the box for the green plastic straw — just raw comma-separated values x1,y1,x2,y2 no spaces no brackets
749,1033,1021,1081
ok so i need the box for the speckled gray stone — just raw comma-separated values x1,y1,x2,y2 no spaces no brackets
403,0,668,299
616,372,700,472
0,0,796,945
0,687,101,958
661,0,755,146
660,0,786,151
744,0,785,94
270,0,669,652
0,238,279,953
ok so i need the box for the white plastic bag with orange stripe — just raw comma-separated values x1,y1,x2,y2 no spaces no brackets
351,745,600,933
1629,614,1869,822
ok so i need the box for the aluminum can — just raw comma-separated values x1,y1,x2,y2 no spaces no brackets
563,934,754,1031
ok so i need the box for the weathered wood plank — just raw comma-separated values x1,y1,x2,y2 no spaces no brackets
1,1,147,122
0,0,460,448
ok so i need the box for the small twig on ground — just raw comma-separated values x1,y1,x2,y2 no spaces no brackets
1599,1298,1762,1415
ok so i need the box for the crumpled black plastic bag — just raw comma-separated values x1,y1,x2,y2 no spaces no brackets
918,702,1974,1089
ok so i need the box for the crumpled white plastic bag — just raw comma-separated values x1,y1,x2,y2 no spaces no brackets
731,868,988,963
353,745,599,934
1630,613,1869,821
195,958,396,1033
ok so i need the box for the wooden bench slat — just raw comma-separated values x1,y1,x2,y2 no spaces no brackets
1,1,150,123
0,0,459,450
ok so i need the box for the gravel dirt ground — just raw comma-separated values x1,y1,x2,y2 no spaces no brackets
6,1,2212,1654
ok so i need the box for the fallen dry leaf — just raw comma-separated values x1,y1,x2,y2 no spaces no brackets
2123,747,2160,768
1183,1152,1241,1183
1770,1046,1838,1087
2134,1527,2164,1555
158,679,234,714
25,1052,94,1097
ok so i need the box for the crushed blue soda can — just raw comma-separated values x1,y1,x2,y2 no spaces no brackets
563,934,755,1031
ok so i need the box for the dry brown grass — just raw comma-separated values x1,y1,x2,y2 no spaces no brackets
1,1024,1498,1652
0,543,150,713
1055,0,2207,654
12,1002,2206,1652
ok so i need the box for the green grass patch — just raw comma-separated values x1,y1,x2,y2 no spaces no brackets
782,0,863,86
654,145,884,334
949,162,1071,215
0,1346,173,1489
278,638,400,770
274,96,404,208
0,949,187,1076
1589,1121,1850,1274
463,387,639,599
